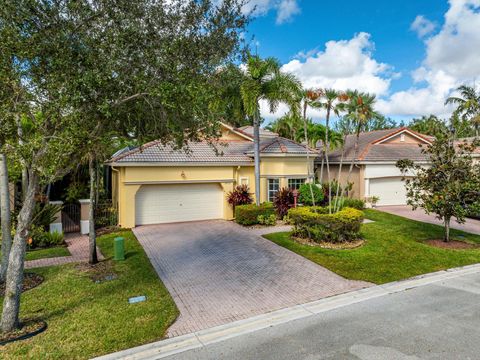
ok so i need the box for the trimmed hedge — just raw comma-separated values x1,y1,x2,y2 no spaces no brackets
288,206,364,243
235,203,275,225
298,183,324,206
332,196,365,210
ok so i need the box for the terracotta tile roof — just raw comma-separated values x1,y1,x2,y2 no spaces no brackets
108,133,316,164
322,128,431,163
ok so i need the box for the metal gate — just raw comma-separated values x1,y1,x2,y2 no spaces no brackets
62,203,80,233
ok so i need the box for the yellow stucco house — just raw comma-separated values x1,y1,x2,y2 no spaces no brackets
108,123,316,228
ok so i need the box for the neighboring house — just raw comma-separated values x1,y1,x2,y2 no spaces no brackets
107,123,316,227
318,127,433,206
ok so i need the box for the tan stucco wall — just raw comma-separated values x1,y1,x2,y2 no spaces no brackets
113,156,314,227
318,164,364,199
382,132,424,144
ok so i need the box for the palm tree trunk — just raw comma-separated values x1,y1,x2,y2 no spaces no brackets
303,102,315,206
339,127,361,201
89,155,98,264
1,170,38,332
253,110,261,206
333,134,348,212
0,152,12,283
325,107,332,213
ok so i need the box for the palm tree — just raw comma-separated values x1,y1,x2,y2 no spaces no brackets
445,85,480,137
335,91,380,210
266,113,303,140
240,55,301,205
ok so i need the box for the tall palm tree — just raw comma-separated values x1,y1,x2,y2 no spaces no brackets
336,91,380,209
240,55,301,205
313,89,348,211
445,85,480,137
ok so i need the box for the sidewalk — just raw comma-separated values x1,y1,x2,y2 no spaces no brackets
25,233,104,269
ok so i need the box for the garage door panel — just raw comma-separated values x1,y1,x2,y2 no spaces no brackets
135,183,223,225
369,177,407,206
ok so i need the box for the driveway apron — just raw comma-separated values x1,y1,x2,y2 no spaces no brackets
133,220,370,337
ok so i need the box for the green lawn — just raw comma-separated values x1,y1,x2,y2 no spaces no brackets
25,246,70,261
0,231,178,360
264,209,480,284
0,247,71,262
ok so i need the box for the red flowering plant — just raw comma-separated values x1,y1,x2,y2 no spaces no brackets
227,185,253,211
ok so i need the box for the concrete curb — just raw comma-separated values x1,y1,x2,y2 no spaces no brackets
94,263,480,360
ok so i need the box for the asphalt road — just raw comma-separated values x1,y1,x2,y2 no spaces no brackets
164,272,480,360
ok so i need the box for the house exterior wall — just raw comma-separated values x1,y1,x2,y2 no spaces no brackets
318,164,363,199
113,156,313,227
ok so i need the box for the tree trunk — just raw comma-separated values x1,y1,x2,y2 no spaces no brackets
253,111,261,206
325,107,332,213
89,155,98,264
339,127,361,202
444,217,451,242
16,116,28,201
0,152,12,283
303,101,315,206
333,134,348,213
1,171,38,333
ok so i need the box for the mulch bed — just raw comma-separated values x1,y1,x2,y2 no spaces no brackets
0,273,44,297
426,239,480,250
0,319,47,345
75,260,118,283
247,220,289,230
293,236,365,249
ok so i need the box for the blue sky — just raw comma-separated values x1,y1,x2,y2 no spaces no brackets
243,0,480,123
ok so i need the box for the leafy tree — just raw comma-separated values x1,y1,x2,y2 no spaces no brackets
409,115,448,138
266,113,304,140
446,85,480,137
397,133,480,242
298,183,324,206
240,55,301,205
0,0,247,332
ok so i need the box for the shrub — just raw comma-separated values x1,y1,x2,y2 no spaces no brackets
257,214,277,226
288,206,363,243
33,202,63,229
29,226,65,248
298,183,324,206
332,196,365,210
273,187,294,218
227,185,253,210
235,203,275,225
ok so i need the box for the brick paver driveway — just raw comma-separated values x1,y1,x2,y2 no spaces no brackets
379,205,480,235
133,220,370,337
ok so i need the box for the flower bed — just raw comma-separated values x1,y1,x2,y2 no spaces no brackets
288,206,364,243
235,203,275,225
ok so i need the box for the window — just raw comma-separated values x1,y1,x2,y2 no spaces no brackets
288,178,306,190
267,179,280,202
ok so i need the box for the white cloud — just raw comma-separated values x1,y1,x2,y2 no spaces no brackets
379,0,480,117
410,15,437,38
261,32,395,120
243,0,301,24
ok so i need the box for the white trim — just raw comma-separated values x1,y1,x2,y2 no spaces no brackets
49,200,63,205
49,222,63,234
125,180,234,185
374,129,432,145
260,174,308,179
78,199,91,204
239,177,249,186
80,220,89,235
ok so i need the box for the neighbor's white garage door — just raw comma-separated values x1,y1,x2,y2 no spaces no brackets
135,183,223,225
369,177,407,206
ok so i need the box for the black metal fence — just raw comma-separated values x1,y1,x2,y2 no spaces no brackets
94,201,118,229
62,203,80,233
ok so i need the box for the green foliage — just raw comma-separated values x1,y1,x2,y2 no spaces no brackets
332,196,365,210
257,214,277,226
446,85,480,137
288,206,364,243
397,132,480,241
409,115,448,138
298,183,324,206
273,187,294,218
235,203,275,225
265,210,480,284
29,227,64,249
32,203,62,229
64,182,89,203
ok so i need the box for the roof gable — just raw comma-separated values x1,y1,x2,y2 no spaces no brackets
372,128,432,145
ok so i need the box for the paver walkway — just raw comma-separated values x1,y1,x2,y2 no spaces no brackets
378,205,480,235
133,220,371,338
25,233,103,269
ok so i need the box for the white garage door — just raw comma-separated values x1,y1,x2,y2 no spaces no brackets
135,183,223,225
369,177,407,206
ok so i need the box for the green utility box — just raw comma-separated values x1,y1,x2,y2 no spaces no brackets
114,237,125,261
